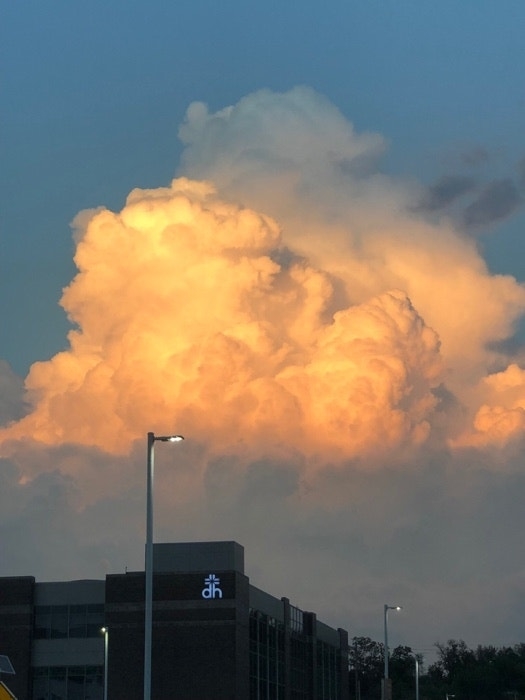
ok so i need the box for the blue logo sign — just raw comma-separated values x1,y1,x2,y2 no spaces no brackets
201,573,223,599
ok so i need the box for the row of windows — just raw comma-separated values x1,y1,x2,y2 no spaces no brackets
317,640,342,700
34,604,105,639
31,607,340,699
250,611,286,700
290,605,304,633
249,609,343,700
32,666,103,700
290,633,312,696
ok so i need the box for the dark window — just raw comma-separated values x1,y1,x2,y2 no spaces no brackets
86,604,104,637
249,609,285,699
50,605,68,639
69,605,87,637
49,666,67,699
31,666,103,700
33,604,105,639
34,606,52,639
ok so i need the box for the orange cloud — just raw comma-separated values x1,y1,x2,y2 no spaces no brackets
2,88,525,472
0,178,443,464
178,87,525,453
453,364,525,447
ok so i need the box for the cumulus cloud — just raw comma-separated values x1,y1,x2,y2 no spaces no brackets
178,87,525,413
2,87,525,652
0,177,444,464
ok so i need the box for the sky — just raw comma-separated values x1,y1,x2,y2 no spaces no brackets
2,0,525,664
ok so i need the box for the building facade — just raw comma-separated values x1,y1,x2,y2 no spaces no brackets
0,541,349,700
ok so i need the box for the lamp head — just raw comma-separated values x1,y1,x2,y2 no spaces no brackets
156,435,184,442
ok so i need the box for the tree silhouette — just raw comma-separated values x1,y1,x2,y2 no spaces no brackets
349,638,525,700
426,639,525,700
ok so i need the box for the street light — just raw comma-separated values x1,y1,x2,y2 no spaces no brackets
144,432,184,700
101,627,108,700
383,604,402,700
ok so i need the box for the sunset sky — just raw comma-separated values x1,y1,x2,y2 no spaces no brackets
2,1,525,661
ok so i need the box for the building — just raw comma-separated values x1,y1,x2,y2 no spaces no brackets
0,541,349,699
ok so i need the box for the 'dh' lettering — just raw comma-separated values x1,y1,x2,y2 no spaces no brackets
201,573,223,599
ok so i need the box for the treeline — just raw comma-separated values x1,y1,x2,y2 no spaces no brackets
349,636,525,700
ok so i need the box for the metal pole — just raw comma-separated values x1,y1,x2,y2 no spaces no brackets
103,627,109,700
384,604,389,680
144,432,155,700
354,639,360,700
383,605,401,700
415,655,419,700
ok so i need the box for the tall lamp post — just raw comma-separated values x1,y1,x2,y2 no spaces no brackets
144,432,184,700
101,627,108,700
383,604,402,700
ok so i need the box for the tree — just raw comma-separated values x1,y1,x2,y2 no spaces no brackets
348,637,421,700
390,646,422,700
427,639,525,700
349,636,384,700
349,637,525,700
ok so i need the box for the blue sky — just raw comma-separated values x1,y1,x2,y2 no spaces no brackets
2,1,525,659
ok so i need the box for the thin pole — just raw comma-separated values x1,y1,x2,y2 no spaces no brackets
384,604,389,680
383,604,401,700
415,655,419,700
354,639,360,700
144,432,155,700
103,628,109,700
